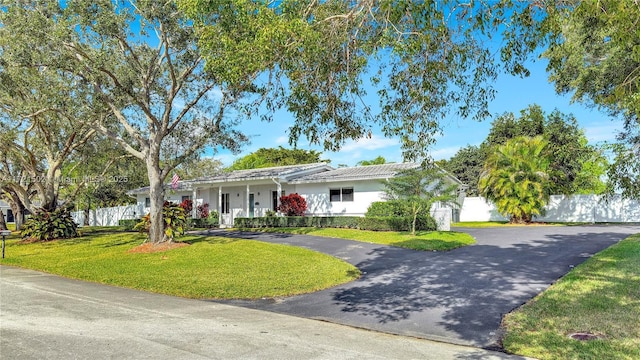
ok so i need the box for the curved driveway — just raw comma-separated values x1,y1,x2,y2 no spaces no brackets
210,225,639,348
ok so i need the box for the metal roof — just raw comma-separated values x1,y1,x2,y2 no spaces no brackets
288,163,421,184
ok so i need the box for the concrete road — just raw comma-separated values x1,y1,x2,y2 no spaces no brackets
211,225,639,348
0,266,526,360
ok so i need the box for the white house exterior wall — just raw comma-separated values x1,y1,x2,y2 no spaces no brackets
296,180,386,216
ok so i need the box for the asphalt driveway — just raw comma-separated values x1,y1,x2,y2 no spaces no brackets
210,225,640,348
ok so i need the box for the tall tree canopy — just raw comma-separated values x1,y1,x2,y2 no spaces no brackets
440,105,606,196
1,1,248,242
228,147,325,170
180,0,505,160
502,0,640,198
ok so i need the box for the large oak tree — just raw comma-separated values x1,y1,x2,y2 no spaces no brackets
2,0,515,243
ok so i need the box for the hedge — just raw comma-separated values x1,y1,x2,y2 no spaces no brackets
235,216,360,229
235,215,437,232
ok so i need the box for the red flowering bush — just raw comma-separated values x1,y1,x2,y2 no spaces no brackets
277,193,307,216
197,203,209,218
179,199,193,213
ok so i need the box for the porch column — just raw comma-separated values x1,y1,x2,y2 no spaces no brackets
246,184,250,217
276,183,282,210
218,186,222,225
191,187,198,218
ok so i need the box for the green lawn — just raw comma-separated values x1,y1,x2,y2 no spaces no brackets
0,229,360,299
502,233,640,360
239,227,476,251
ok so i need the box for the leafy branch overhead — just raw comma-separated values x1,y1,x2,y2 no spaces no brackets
181,0,504,160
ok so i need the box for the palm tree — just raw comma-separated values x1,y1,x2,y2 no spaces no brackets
384,165,460,234
479,136,551,223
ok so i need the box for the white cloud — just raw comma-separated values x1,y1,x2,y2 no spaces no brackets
340,135,399,152
430,146,462,161
584,123,623,143
275,136,289,145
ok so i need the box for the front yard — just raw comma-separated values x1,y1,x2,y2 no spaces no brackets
0,228,359,299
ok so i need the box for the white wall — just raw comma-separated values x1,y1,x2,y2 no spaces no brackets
295,180,386,216
460,195,640,223
73,205,139,227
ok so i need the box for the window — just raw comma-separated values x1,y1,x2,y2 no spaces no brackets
145,197,151,207
6,209,13,223
341,188,354,201
330,188,354,202
221,193,230,214
181,195,191,202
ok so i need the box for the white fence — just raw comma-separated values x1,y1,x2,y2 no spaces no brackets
460,195,640,223
72,205,143,227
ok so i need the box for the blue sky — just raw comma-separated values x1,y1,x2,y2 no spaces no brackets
211,56,623,168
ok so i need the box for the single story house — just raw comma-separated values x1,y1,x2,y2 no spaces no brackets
128,162,467,227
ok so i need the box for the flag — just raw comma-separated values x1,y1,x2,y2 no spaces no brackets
171,173,179,190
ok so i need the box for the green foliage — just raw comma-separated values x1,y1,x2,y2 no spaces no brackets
479,136,551,223
228,147,325,170
356,156,388,166
181,0,504,161
235,216,360,229
358,216,436,232
0,231,360,299
135,202,188,241
438,145,485,196
381,166,460,234
191,210,219,228
365,201,436,231
501,1,639,198
235,215,437,232
20,205,79,241
443,105,607,196
118,219,140,231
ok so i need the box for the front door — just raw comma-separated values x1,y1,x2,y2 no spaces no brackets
249,193,255,218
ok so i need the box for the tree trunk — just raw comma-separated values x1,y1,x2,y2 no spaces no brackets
146,161,168,244
83,206,90,226
0,209,7,231
9,201,25,231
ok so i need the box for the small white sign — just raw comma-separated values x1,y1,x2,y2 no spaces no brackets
0,230,11,236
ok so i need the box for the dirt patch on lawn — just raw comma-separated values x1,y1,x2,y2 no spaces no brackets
128,242,189,253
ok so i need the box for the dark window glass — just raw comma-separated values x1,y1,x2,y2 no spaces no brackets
330,189,341,202
341,188,354,202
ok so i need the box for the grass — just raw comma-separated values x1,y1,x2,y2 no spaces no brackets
239,227,476,251
0,228,360,299
501,233,640,360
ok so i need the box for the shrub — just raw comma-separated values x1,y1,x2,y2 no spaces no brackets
21,205,79,241
134,201,188,241
197,203,210,218
179,199,193,213
277,193,307,216
365,200,437,232
358,216,437,232
366,200,411,217
118,219,140,231
234,216,361,229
